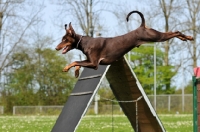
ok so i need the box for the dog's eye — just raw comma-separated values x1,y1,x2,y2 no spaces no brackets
62,39,66,42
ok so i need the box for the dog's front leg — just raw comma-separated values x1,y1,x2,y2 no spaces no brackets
75,66,81,78
63,60,99,77
63,60,98,71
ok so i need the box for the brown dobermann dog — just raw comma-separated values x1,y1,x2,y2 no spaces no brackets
55,10,193,78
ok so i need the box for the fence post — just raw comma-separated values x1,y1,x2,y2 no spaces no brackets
2,106,3,114
168,95,170,112
182,87,185,112
193,76,198,132
13,106,16,115
94,94,100,114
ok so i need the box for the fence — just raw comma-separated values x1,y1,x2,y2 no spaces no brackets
88,94,193,114
13,106,63,115
148,94,193,113
11,94,193,115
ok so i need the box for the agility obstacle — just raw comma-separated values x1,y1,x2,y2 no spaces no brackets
52,57,165,132
193,67,200,132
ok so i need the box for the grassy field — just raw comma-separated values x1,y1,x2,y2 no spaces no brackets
0,114,192,132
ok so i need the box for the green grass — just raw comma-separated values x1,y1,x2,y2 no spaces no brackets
0,114,192,132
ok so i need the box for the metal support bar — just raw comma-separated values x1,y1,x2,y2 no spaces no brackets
193,76,197,132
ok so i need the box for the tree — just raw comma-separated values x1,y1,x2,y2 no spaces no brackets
0,0,45,96
55,0,108,37
130,46,176,94
0,1,45,70
2,47,76,113
112,1,177,94
2,50,36,112
175,81,193,94
151,0,200,87
34,48,76,105
149,0,185,90
182,0,200,75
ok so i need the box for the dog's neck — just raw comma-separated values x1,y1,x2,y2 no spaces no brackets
75,34,83,49
76,35,82,49
75,35,94,55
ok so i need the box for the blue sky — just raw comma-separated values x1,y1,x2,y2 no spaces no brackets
42,0,147,42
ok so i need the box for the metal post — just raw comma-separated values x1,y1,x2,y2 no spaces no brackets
13,106,16,115
182,85,185,112
193,76,197,132
94,94,100,114
128,52,131,63
154,43,156,110
168,95,170,112
142,43,157,110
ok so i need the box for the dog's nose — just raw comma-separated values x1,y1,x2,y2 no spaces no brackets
55,47,58,50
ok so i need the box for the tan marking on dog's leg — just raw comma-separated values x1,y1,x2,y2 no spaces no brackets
186,36,194,40
63,62,76,72
98,58,105,63
94,58,105,70
63,65,71,72
177,36,187,41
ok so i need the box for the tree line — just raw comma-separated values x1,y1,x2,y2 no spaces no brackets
0,0,199,113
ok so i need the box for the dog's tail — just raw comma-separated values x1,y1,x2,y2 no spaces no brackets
126,11,145,27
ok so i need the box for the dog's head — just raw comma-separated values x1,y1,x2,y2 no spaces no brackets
55,22,77,54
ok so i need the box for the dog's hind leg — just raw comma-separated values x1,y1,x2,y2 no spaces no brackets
96,58,105,68
159,31,194,41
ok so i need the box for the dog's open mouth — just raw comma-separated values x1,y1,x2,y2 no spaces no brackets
62,46,69,54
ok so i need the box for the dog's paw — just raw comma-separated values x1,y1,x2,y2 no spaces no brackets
187,36,194,41
75,70,79,78
75,66,81,78
63,67,70,72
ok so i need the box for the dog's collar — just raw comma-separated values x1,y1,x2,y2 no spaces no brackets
76,35,83,49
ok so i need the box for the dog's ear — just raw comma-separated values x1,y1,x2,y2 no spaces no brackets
68,22,76,37
65,24,67,31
